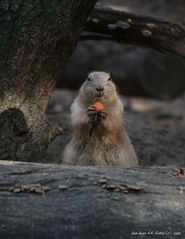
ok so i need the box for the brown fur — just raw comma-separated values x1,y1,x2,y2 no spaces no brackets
63,72,138,167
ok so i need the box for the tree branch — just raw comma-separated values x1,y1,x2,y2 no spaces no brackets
82,5,185,57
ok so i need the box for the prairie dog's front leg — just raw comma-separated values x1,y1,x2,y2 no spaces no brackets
102,100,124,131
71,100,89,128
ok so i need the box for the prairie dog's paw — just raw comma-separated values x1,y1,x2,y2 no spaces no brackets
87,106,97,121
97,110,107,120
87,106,107,121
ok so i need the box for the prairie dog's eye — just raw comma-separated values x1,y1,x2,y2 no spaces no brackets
87,77,91,81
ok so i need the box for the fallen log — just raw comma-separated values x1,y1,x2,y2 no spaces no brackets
0,160,184,239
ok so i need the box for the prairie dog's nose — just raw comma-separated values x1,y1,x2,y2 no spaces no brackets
96,87,104,92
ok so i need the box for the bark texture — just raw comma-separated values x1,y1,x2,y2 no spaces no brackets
83,5,185,57
0,0,97,160
0,161,185,239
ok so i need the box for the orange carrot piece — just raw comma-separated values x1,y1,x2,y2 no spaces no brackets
93,102,104,111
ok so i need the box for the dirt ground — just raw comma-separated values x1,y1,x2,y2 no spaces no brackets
46,90,185,167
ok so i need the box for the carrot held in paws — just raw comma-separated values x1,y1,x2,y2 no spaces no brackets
93,102,104,111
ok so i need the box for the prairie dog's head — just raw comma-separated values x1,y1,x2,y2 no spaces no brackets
79,71,118,105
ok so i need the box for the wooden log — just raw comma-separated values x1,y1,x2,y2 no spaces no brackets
0,160,184,239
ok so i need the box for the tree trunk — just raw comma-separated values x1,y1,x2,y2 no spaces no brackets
0,160,184,239
0,0,97,160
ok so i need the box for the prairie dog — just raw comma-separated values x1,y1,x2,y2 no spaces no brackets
63,71,138,167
